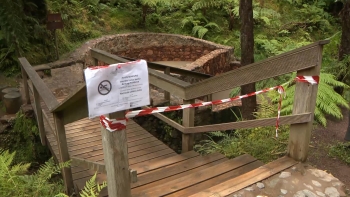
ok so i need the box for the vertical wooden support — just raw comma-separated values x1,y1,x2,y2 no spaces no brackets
101,111,131,197
33,86,46,146
287,46,323,162
93,57,99,66
182,99,195,152
21,67,30,104
164,67,171,101
53,112,74,194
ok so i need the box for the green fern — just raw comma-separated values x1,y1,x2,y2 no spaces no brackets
276,72,349,127
0,149,68,197
80,172,107,197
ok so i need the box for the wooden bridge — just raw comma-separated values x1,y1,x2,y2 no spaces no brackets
19,40,328,196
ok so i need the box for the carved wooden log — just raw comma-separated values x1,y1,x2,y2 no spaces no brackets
3,92,22,114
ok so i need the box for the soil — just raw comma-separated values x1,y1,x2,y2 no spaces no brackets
308,107,350,191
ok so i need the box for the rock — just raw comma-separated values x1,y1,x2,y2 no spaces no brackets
245,187,254,191
332,182,342,187
302,189,317,197
309,169,328,178
279,171,291,178
325,187,340,197
312,180,322,187
316,191,326,197
281,189,288,194
256,182,265,189
321,175,336,182
0,114,16,124
267,178,280,188
303,183,313,190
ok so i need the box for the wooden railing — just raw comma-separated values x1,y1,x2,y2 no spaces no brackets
19,39,328,197
90,40,328,157
19,58,74,194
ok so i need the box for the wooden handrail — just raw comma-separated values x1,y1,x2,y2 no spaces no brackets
183,113,312,133
19,57,59,111
91,48,212,79
184,40,329,100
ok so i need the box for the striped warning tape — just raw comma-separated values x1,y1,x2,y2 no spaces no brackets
100,76,319,134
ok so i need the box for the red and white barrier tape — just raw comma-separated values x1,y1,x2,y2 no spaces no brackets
100,76,319,134
100,116,127,132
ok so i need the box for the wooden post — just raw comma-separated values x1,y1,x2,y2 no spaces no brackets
33,86,46,146
164,67,171,101
101,111,131,197
21,67,30,104
93,57,99,66
53,112,74,194
182,99,195,152
287,46,323,162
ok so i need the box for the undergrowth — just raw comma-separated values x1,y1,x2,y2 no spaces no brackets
1,111,51,164
329,142,350,165
194,92,290,163
0,149,68,197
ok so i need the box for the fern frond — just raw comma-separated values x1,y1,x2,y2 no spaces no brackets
80,172,107,197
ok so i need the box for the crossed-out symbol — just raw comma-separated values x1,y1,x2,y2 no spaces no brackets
98,80,112,95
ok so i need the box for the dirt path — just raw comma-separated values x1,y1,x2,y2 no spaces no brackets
308,107,350,190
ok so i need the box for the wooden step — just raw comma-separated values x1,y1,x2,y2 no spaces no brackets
132,154,259,197
189,156,298,197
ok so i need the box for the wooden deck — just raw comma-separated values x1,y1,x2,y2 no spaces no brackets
30,97,298,197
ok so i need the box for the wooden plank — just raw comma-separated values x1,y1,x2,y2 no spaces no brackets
164,67,171,101
182,99,194,152
189,156,298,197
152,113,185,132
53,112,74,194
132,158,227,195
76,138,163,160
97,149,175,165
133,154,257,197
33,86,46,145
131,151,199,174
101,111,131,197
184,41,329,99
288,45,323,162
19,57,59,110
21,66,30,104
184,113,312,133
149,69,189,98
167,160,264,197
87,144,172,163
132,153,225,188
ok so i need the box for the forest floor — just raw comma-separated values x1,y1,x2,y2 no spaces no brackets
308,107,350,190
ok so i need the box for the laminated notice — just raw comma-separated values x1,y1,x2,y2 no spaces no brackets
84,60,150,118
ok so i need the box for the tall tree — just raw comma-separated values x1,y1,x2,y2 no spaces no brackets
339,0,350,140
239,0,256,120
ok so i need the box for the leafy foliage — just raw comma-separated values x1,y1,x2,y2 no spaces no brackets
275,73,349,127
181,11,220,39
0,149,68,197
194,93,289,163
56,172,107,197
1,111,51,164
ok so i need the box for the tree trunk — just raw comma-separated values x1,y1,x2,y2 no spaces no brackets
240,0,257,120
339,1,350,141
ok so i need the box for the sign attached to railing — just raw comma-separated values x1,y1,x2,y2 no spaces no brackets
84,60,150,119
